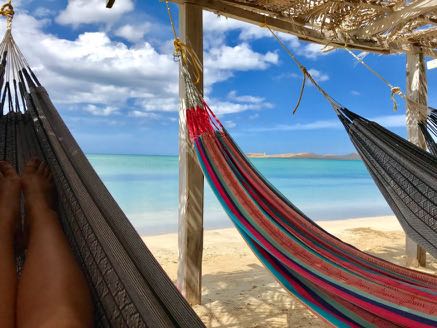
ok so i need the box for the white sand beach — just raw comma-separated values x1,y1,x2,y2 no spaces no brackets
143,216,437,328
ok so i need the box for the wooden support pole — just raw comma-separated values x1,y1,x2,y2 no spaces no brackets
405,51,427,268
177,2,204,305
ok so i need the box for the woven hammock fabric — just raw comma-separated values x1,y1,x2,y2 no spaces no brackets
337,108,437,258
0,30,205,327
421,108,437,155
185,97,437,326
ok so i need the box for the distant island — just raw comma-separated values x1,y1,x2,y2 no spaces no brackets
246,152,361,160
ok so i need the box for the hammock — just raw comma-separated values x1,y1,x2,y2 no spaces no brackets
336,107,437,258
0,25,204,328
180,64,437,326
420,108,437,155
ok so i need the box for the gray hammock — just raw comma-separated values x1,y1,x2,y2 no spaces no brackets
420,108,437,155
0,28,204,328
337,107,437,258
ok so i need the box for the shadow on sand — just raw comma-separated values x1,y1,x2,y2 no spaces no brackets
194,263,328,328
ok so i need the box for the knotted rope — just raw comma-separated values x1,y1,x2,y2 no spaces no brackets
165,1,203,85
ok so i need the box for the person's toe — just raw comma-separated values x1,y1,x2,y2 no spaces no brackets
0,161,17,177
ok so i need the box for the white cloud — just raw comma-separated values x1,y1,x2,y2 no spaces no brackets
207,99,272,116
351,90,361,96
57,0,134,27
290,68,329,84
115,23,151,42
203,12,330,59
205,43,277,71
129,111,160,119
307,69,329,82
224,120,237,128
373,114,405,127
85,104,119,116
227,90,264,104
299,43,328,59
3,7,281,122
34,7,56,18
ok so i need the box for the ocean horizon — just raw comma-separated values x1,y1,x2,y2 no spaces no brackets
87,153,393,236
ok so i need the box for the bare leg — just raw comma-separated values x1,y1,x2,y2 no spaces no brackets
17,159,93,328
0,162,21,328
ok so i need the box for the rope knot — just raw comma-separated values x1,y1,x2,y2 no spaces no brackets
391,86,402,96
172,38,203,85
390,86,402,112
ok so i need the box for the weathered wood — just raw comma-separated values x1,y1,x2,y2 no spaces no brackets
169,0,437,57
405,51,427,268
170,0,392,54
106,0,115,9
177,2,204,306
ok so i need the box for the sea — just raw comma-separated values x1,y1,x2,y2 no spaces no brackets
87,154,393,236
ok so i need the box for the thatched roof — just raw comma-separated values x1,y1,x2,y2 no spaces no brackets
170,0,437,57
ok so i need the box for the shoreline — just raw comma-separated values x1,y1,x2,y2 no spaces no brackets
136,213,394,237
143,215,437,328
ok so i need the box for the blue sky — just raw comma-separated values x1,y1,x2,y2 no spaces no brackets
9,0,437,155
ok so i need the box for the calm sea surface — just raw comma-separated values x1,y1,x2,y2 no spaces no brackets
87,154,392,235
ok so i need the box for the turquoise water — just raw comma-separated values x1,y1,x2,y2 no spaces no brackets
87,154,392,235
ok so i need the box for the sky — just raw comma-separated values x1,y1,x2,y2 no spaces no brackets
6,0,437,155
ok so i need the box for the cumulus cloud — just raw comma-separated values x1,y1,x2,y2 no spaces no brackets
307,69,329,82
85,104,119,116
290,68,330,84
228,90,265,104
206,43,278,71
3,6,281,123
203,12,330,59
57,0,134,27
115,23,151,42
207,98,273,116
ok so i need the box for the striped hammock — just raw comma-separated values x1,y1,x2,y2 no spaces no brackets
185,96,437,326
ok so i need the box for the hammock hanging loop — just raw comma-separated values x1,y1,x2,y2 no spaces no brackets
173,38,203,85
390,86,402,111
0,0,14,30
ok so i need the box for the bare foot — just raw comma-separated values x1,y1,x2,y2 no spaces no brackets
22,159,56,221
0,161,21,235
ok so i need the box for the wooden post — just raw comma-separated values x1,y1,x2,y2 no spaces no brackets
177,2,204,305
405,51,427,267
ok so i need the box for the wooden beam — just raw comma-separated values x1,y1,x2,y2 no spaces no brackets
170,0,393,54
177,2,204,306
405,51,427,268
106,0,115,9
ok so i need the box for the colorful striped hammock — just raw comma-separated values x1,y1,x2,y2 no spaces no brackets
184,88,437,326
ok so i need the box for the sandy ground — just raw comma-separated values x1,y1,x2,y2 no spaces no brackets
143,216,437,328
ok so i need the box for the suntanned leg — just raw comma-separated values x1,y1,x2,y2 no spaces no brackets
0,161,21,328
17,159,93,328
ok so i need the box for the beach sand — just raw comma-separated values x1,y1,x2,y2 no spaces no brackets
143,216,437,328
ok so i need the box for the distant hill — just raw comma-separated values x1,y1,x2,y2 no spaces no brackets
246,152,361,160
